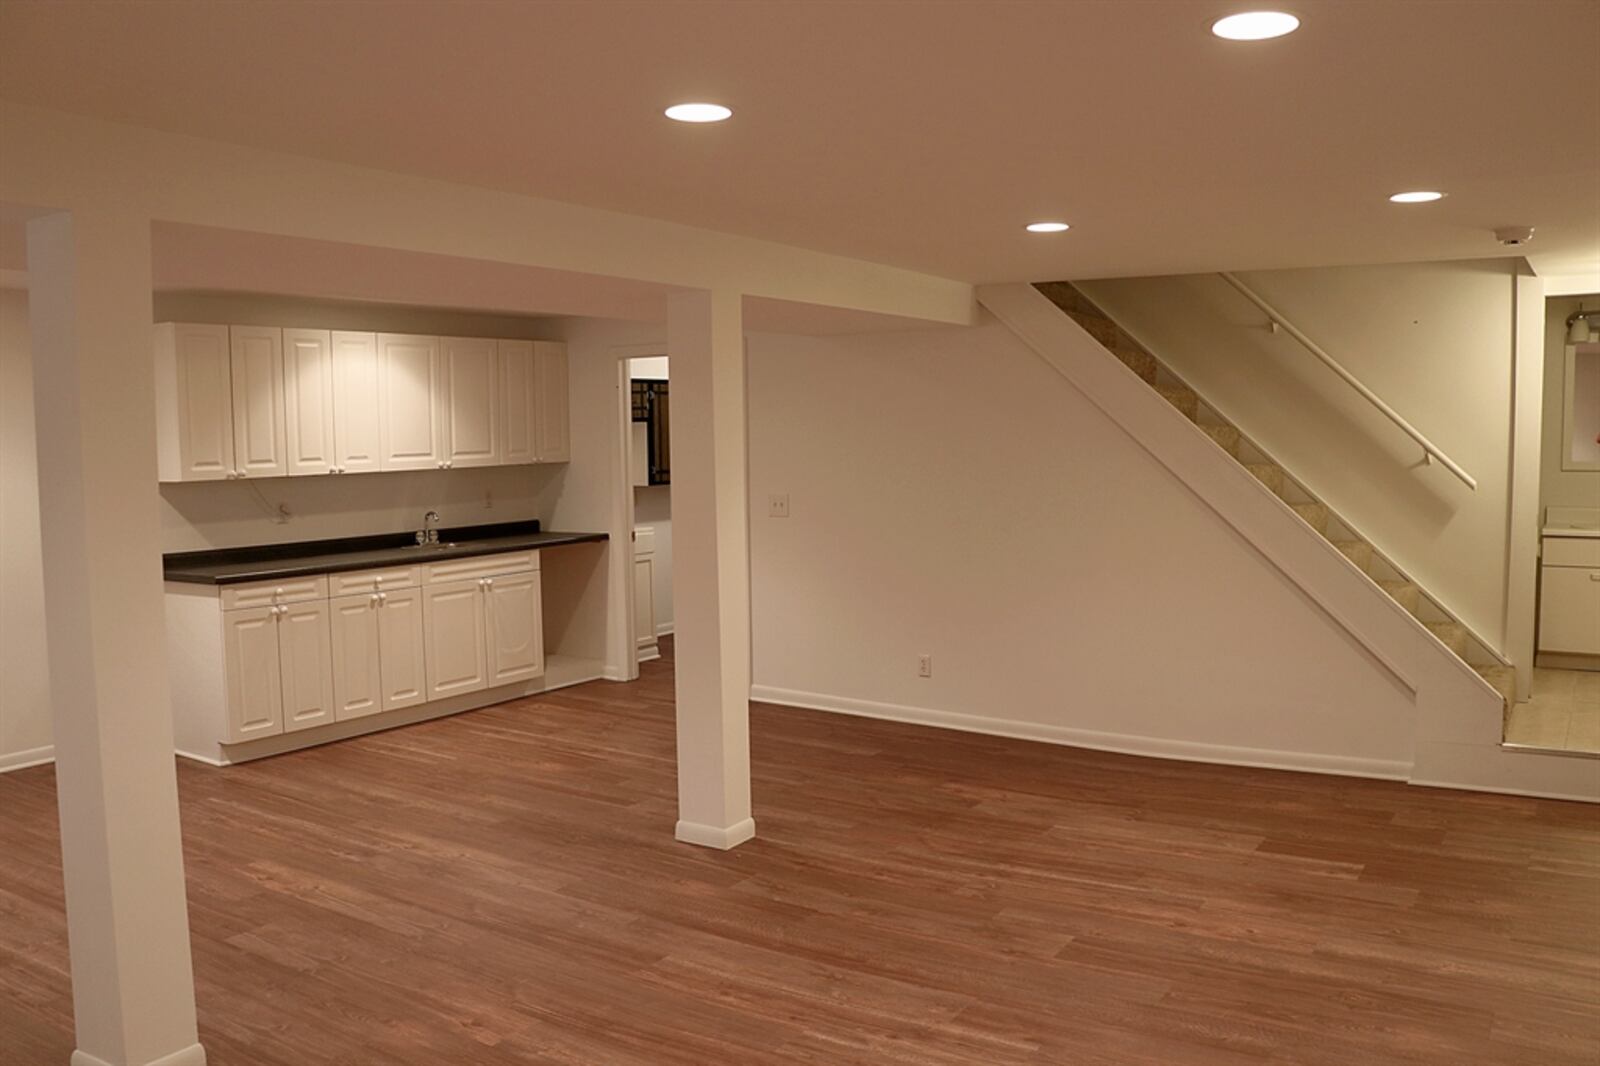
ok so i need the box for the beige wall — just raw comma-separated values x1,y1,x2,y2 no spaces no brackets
0,288,52,768
745,316,1416,769
1080,260,1518,649
1540,294,1600,512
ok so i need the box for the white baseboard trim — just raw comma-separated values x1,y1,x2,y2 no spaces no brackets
675,816,756,850
637,649,661,664
73,1042,207,1066
0,745,55,774
655,621,675,637
1408,777,1599,804
750,685,1412,782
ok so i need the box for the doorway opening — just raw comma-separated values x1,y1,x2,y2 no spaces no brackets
626,355,673,664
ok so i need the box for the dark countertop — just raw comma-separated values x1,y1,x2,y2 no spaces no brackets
163,520,608,585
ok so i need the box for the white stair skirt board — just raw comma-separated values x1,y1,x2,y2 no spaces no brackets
675,817,757,850
73,1043,208,1066
751,686,1411,782
0,744,55,774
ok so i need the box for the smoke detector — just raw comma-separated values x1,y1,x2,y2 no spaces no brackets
1493,226,1535,246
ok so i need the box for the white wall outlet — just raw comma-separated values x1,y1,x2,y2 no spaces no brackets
768,493,790,518
917,654,932,678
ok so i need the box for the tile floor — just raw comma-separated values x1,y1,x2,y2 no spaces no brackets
1503,667,1600,754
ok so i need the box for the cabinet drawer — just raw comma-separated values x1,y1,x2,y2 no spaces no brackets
1543,537,1600,568
220,575,328,611
328,565,422,596
1538,566,1600,655
422,550,538,585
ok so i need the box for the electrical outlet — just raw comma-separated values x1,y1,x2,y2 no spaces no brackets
484,489,494,509
768,493,790,518
917,654,932,678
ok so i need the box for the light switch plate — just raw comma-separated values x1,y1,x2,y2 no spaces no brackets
768,493,790,518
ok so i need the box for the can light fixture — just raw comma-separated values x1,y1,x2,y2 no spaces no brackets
1026,221,1071,233
664,102,733,123
1211,11,1300,40
1389,191,1445,203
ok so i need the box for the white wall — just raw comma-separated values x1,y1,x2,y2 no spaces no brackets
745,315,1416,770
1541,294,1600,511
1079,260,1518,649
0,288,52,769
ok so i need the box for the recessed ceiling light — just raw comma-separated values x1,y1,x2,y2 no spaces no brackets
1211,11,1300,40
1389,190,1445,203
1026,221,1071,233
664,102,732,123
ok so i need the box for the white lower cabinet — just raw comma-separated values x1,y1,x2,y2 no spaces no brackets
222,606,286,742
278,600,337,732
376,586,429,711
174,550,545,755
485,570,545,685
329,593,384,721
423,578,490,699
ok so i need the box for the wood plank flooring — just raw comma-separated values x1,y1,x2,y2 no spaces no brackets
3,638,1598,1064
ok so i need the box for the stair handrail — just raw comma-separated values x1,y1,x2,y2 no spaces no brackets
1217,272,1477,491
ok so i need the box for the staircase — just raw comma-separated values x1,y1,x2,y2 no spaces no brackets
1035,282,1518,720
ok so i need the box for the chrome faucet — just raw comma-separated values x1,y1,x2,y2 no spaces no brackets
417,510,441,545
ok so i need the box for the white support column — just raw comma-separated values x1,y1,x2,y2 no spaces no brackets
667,289,755,850
28,211,207,1066
1505,267,1544,705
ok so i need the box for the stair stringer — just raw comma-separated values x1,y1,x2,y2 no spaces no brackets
979,283,1598,801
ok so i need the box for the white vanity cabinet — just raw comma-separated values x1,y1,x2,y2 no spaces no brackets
167,550,545,760
156,323,569,481
1539,530,1600,658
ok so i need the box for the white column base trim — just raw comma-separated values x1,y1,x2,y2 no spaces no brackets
0,744,55,773
675,817,756,850
73,1042,207,1066
751,684,1412,782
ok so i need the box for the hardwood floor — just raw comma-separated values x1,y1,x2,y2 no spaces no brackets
3,638,1598,1064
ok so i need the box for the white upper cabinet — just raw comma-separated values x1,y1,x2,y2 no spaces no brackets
329,592,384,722
282,328,337,477
156,324,569,483
499,339,538,465
534,342,570,462
439,336,501,468
229,325,289,479
377,333,444,471
154,322,235,482
332,331,382,474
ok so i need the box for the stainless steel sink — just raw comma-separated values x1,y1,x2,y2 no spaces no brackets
401,541,458,551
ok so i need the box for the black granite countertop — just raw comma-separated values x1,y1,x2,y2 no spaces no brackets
163,520,608,585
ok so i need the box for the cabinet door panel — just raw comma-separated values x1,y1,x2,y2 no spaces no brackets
378,586,429,711
441,336,500,467
634,553,656,651
421,579,487,699
499,339,538,465
377,333,443,470
330,593,383,721
1539,567,1600,654
168,323,235,481
283,328,337,476
279,600,336,733
333,331,382,474
230,325,288,478
222,607,283,742
534,342,570,462
485,570,544,686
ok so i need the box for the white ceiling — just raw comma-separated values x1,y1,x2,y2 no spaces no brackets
1,0,1596,284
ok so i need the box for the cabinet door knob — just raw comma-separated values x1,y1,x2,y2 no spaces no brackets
370,594,379,606
378,592,387,604
484,578,494,589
